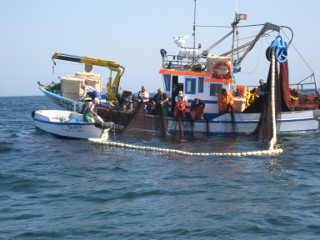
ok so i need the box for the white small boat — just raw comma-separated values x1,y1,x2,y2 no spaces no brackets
32,110,113,139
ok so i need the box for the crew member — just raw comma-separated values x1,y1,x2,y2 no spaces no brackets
134,85,150,113
190,98,205,120
174,91,187,119
218,88,233,114
80,83,101,102
258,79,266,95
152,88,169,116
81,98,99,122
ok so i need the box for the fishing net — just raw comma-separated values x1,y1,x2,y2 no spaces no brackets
229,106,237,135
150,103,168,137
245,61,320,114
188,119,210,137
121,102,168,137
245,58,320,142
250,62,283,142
172,113,185,137
276,61,320,111
279,61,295,111
292,93,320,110
243,57,320,142
96,106,133,126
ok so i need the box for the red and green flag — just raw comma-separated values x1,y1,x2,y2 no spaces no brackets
237,14,247,21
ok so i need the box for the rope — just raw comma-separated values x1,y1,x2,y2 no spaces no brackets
88,138,283,157
269,47,277,150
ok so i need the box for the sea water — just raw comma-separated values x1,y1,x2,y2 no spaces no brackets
1,96,320,239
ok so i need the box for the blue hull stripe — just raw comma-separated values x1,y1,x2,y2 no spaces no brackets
170,128,319,135
33,118,94,126
169,117,316,124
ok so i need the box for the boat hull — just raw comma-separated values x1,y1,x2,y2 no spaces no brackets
32,110,108,139
98,107,320,135
168,110,320,135
39,86,84,113
39,86,320,135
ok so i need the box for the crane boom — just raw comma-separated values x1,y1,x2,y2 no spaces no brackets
52,52,125,100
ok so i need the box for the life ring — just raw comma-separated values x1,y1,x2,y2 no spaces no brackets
213,61,232,79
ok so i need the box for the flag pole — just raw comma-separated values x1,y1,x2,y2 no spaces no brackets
231,2,238,78
193,0,197,61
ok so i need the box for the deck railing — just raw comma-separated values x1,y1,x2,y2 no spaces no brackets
291,73,320,97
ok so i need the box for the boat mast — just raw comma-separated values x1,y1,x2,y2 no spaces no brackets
231,0,239,75
192,0,197,61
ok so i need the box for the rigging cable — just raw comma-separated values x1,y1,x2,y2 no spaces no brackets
240,37,265,75
281,30,314,73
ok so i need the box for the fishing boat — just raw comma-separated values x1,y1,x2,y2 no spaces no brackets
32,110,113,139
38,2,320,138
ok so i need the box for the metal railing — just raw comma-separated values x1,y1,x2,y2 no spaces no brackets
161,54,208,71
291,73,320,97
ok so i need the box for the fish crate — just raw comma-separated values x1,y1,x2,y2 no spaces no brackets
60,75,84,100
75,72,102,92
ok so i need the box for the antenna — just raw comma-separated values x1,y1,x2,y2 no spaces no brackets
193,0,197,59
173,35,190,48
234,0,238,13
231,0,239,74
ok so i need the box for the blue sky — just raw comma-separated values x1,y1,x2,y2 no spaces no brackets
1,0,319,96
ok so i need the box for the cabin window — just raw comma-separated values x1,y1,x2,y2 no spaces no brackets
185,78,196,94
164,75,171,91
198,77,204,93
210,84,222,96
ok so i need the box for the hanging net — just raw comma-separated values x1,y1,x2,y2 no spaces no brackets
245,59,320,142
120,102,168,137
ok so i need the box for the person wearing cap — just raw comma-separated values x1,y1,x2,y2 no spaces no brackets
174,91,188,119
79,83,101,103
152,88,169,116
218,88,233,114
258,79,266,95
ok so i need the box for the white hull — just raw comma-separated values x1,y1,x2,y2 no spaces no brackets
39,86,84,113
168,110,320,135
32,110,109,139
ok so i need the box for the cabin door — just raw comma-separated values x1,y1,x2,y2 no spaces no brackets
171,76,183,112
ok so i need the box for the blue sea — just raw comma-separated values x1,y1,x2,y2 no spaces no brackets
1,96,320,240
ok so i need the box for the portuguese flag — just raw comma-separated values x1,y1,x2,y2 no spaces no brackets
237,14,248,20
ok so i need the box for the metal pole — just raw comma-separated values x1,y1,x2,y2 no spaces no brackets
193,0,197,61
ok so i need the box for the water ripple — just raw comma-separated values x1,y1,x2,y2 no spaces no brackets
1,96,320,239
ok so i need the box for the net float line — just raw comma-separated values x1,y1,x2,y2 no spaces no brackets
88,138,283,157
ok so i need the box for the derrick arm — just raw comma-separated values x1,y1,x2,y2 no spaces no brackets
236,22,281,65
52,52,125,100
221,22,281,65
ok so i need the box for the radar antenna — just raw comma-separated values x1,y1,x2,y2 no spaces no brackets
173,35,190,48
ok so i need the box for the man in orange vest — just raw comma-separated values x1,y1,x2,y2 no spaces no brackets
174,91,188,119
218,88,233,114
190,98,205,120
